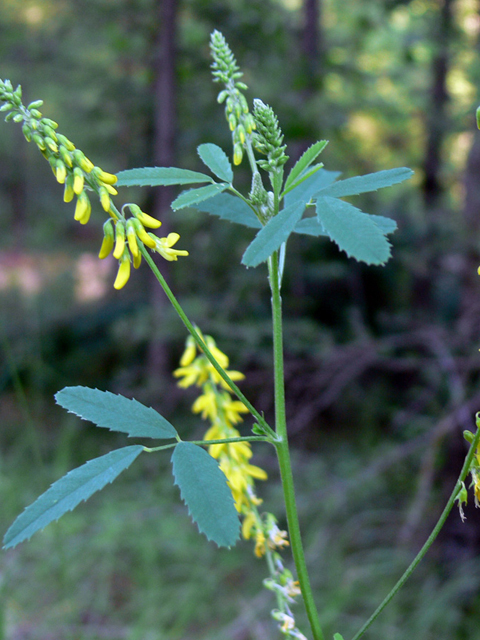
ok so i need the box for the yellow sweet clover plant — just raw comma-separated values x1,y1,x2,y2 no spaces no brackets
3,30,480,640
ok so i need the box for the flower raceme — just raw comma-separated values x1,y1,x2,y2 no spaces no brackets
0,79,188,289
175,331,308,639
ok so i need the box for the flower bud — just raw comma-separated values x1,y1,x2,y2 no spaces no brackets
99,186,111,212
27,100,44,110
126,219,139,258
133,252,142,269
59,145,73,168
130,204,162,228
74,191,91,225
99,220,115,259
55,160,67,184
42,125,57,141
56,134,75,151
93,167,118,185
32,133,45,150
113,251,131,290
73,149,94,173
22,123,32,141
73,167,84,195
132,218,157,248
228,114,237,132
233,143,243,166
63,175,75,202
44,136,58,152
113,221,126,259
217,90,228,104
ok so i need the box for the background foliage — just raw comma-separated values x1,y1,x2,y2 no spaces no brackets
2,0,480,638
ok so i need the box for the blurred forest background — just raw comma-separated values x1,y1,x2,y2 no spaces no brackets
2,0,480,638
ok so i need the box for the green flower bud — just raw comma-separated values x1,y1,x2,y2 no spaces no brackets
99,220,115,259
22,124,32,141
27,100,44,110
32,133,46,150
29,109,43,118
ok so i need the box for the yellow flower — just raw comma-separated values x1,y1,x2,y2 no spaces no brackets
254,530,266,557
152,233,189,261
241,511,257,540
113,252,131,290
180,336,197,366
192,390,218,421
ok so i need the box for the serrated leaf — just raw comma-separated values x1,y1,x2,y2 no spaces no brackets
314,167,414,199
284,140,328,193
192,193,261,229
3,445,143,549
285,169,341,209
316,196,391,265
197,143,233,183
172,183,229,211
171,442,239,548
293,217,327,237
116,167,214,188
55,387,177,440
369,214,397,235
242,201,305,267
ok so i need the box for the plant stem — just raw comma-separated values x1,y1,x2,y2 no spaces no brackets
269,250,325,640
141,247,275,439
350,422,480,640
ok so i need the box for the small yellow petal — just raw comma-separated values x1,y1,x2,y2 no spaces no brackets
113,254,131,290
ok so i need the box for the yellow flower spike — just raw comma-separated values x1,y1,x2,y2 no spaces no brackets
99,220,115,259
74,191,91,225
73,167,84,195
133,251,142,269
63,175,75,203
72,149,94,173
99,186,111,212
180,335,197,366
126,219,139,258
55,160,67,184
113,251,131,290
153,233,189,261
130,204,162,229
113,221,126,260
131,219,156,248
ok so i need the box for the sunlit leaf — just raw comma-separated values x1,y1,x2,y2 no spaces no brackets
171,442,240,548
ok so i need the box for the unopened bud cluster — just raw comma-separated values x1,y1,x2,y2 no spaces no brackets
210,30,256,166
252,99,288,173
0,79,188,290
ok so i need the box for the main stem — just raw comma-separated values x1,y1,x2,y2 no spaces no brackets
269,251,325,640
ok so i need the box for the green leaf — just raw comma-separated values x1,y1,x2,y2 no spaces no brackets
282,163,323,197
116,167,214,188
369,214,397,235
242,201,305,268
192,193,261,229
55,387,177,440
284,140,328,193
197,143,233,183
172,183,229,211
314,167,414,199
171,442,240,548
316,196,391,265
333,634,345,640
3,445,143,549
293,217,327,237
284,169,341,208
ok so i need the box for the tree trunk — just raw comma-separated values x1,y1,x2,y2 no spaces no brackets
302,0,322,87
422,0,454,209
147,0,178,390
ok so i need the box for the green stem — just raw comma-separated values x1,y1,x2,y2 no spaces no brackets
350,423,480,640
269,250,324,640
141,247,275,440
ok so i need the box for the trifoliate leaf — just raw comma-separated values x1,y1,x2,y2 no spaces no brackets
314,167,413,198
116,167,214,187
3,445,144,549
171,442,240,548
55,387,177,439
242,201,304,267
172,183,229,210
197,143,233,183
283,140,328,194
192,192,261,229
316,196,391,265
